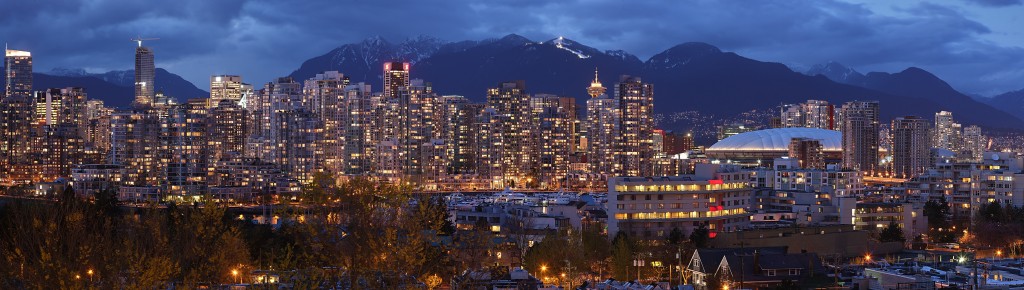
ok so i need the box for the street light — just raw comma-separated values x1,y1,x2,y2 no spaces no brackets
232,269,239,284
87,269,93,282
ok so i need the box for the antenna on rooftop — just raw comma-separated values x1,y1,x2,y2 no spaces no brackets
131,36,160,47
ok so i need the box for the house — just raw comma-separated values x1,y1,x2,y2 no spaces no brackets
688,247,785,289
716,251,823,289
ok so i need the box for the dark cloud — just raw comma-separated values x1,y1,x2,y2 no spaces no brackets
1,0,1022,96
964,0,1022,7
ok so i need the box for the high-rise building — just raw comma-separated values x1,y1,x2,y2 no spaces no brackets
586,71,618,176
614,75,654,177
210,75,244,106
484,81,534,188
303,71,348,174
962,125,985,162
662,131,694,155
780,100,835,130
933,111,958,151
342,82,375,175
383,61,410,101
110,108,164,186
788,138,825,170
208,99,246,169
840,101,880,174
4,49,32,97
891,116,931,178
164,99,210,198
439,95,480,175
531,94,576,189
134,43,155,107
2,49,34,184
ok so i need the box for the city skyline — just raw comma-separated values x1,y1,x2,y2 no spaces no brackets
2,0,1024,96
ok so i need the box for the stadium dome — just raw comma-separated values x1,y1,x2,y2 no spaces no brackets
706,128,842,164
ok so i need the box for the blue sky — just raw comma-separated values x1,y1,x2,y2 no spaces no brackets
3,0,1022,96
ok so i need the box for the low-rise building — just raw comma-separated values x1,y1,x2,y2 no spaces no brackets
608,164,753,240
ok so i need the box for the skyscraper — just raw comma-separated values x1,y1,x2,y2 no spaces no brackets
586,71,618,176
383,61,410,101
614,75,654,177
2,49,34,184
4,49,32,98
891,116,932,178
164,99,210,197
303,71,348,174
840,101,880,174
531,94,576,189
134,43,155,107
210,75,244,106
962,125,985,162
933,111,959,151
485,81,533,188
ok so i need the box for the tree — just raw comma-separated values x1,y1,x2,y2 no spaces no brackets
690,225,710,248
667,227,685,245
610,232,634,280
878,222,906,243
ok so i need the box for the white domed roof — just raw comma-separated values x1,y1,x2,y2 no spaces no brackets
708,128,842,151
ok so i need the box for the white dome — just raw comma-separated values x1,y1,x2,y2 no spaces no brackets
708,128,842,152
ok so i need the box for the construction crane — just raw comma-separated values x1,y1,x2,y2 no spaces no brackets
131,36,159,47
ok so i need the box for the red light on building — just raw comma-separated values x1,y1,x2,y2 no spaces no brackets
709,232,717,239
384,63,391,71
709,179,723,185
403,63,410,71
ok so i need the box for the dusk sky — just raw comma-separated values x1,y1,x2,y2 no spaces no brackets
3,0,1023,96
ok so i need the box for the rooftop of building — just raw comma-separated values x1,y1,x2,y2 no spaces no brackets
708,127,842,152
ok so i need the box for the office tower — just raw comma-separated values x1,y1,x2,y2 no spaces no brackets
110,108,164,186
531,94,576,189
933,111,957,151
614,75,654,177
134,43,155,107
164,99,210,197
2,49,34,184
440,95,480,175
962,125,985,162
840,101,880,174
780,100,836,130
586,72,618,176
788,138,825,169
484,81,533,188
891,116,931,178
342,82,375,175
210,75,243,106
303,71,348,174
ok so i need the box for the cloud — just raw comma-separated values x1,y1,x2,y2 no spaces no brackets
964,0,1022,7
1,0,1022,96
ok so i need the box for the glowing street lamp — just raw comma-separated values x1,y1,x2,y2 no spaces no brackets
87,269,93,282
232,269,239,284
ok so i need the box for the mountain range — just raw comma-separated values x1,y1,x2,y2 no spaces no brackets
0,67,207,108
3,34,1022,131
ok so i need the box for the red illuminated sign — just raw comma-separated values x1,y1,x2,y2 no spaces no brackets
709,179,723,185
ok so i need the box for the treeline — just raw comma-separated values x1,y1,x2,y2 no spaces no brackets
0,188,248,288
